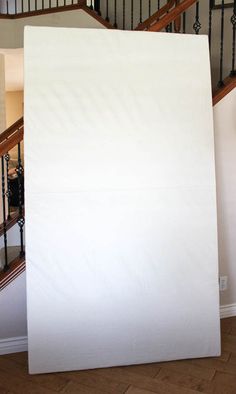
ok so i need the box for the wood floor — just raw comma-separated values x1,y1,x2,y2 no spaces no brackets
0,317,236,394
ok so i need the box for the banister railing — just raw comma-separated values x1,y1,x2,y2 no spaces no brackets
140,0,197,32
135,0,177,31
0,1,173,27
0,117,25,275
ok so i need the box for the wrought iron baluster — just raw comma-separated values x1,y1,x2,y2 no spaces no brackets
94,0,101,15
105,0,109,21
114,0,117,28
209,0,214,52
28,0,30,11
1,156,8,271
231,0,236,76
183,11,186,33
140,0,142,23
16,143,24,258
4,153,11,220
6,0,9,14
15,0,17,13
218,0,225,87
49,0,51,9
123,0,126,29
89,0,93,10
166,1,171,33
193,1,201,34
131,0,134,30
42,0,44,9
21,0,23,12
149,0,151,17
158,0,160,10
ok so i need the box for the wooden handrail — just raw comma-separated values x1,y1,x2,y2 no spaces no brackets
148,0,197,32
0,117,24,157
0,117,23,143
213,75,236,106
0,210,21,237
135,0,176,31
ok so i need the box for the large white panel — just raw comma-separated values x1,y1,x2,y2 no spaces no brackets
24,27,220,374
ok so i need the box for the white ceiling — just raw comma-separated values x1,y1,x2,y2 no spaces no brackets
0,48,24,91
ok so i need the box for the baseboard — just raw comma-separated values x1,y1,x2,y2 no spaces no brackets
220,303,236,319
0,336,28,355
0,307,234,356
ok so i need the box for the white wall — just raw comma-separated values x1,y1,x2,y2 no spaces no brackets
214,87,236,307
0,8,106,48
0,272,27,343
5,91,24,127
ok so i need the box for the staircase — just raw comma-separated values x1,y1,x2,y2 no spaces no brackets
0,0,236,289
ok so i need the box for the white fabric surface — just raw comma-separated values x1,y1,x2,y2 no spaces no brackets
24,27,220,374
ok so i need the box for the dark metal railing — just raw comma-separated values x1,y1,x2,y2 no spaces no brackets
0,118,24,273
0,0,87,15
91,0,172,30
231,0,236,76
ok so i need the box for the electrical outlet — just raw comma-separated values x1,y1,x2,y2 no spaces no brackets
219,276,228,291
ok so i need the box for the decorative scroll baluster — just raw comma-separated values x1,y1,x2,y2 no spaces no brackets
105,0,109,21
16,143,24,258
1,157,8,271
209,0,214,52
4,153,11,220
123,0,126,29
114,0,117,28
218,0,225,87
131,0,134,30
193,1,201,34
231,0,236,76
140,0,142,23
